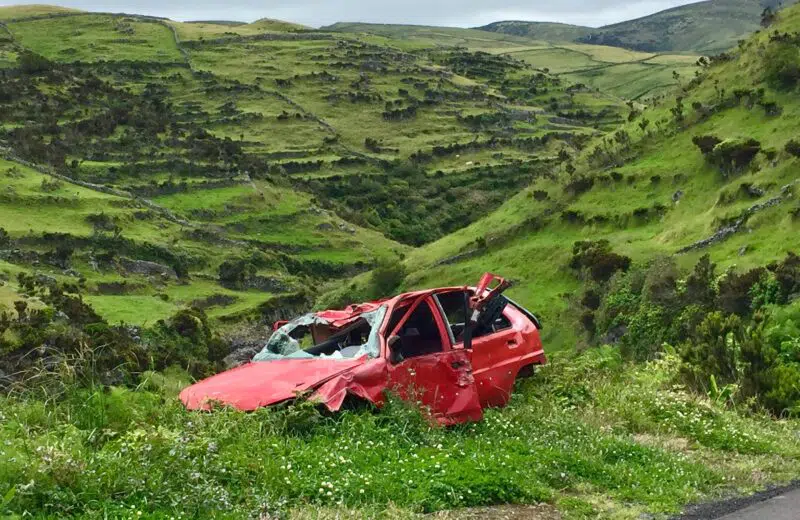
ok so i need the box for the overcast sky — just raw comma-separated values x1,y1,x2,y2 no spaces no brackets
2,0,707,28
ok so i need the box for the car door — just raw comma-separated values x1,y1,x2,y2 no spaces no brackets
434,290,523,408
385,295,483,425
469,313,523,408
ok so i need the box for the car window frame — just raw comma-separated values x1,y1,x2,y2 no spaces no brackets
386,295,452,362
433,289,514,348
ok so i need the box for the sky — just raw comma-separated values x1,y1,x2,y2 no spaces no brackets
2,0,708,28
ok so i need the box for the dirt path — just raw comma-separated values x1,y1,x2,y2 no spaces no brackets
433,504,561,520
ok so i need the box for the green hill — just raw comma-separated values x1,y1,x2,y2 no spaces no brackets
479,0,797,53
0,9,627,326
478,20,593,42
398,2,800,352
1,3,800,520
324,22,700,100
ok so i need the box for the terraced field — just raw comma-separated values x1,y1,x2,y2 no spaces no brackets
0,8,626,324
325,22,700,101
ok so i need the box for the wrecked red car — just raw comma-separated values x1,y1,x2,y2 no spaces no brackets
180,273,545,424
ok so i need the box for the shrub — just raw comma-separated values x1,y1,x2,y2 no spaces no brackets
718,268,767,316
40,177,62,192
740,305,800,415
692,135,722,155
771,252,800,302
706,138,762,175
763,42,800,90
750,272,781,310
684,255,717,308
785,139,800,158
368,261,407,299
570,240,631,283
620,304,669,361
143,308,225,377
679,312,741,390
218,258,257,289
17,50,52,74
0,227,9,248
642,257,681,310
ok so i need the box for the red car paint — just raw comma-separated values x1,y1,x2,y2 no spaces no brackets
180,273,546,424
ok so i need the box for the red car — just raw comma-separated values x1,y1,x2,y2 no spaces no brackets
180,273,545,424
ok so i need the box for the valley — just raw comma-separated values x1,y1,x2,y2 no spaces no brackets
0,1,799,519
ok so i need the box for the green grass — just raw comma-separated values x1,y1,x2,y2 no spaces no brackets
7,14,183,62
2,348,798,519
0,4,80,20
170,18,308,41
83,294,178,324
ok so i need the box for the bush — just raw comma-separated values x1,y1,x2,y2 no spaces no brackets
740,305,800,415
143,307,225,377
368,261,407,299
569,240,631,283
771,252,800,302
0,227,9,248
679,312,741,390
620,304,668,361
692,135,722,155
718,268,767,316
764,42,800,90
706,138,762,175
785,139,800,158
17,50,53,74
684,255,717,308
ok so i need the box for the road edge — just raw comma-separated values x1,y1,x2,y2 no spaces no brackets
671,480,800,520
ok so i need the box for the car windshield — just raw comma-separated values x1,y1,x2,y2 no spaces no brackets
253,305,388,362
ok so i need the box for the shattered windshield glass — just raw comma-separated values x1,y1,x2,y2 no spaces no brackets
253,306,387,362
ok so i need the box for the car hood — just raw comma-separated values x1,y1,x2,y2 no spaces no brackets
179,357,369,411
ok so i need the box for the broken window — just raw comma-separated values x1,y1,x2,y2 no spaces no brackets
388,299,445,362
435,291,468,343
253,306,387,362
436,290,513,345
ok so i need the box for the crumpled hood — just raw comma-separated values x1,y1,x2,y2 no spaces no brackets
180,358,368,411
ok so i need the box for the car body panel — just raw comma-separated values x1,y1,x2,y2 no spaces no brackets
179,357,370,411
385,295,483,424
180,273,545,424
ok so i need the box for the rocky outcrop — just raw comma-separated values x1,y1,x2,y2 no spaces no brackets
119,258,177,279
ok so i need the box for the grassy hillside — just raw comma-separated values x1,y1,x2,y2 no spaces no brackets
0,9,627,325
1,3,799,520
171,18,309,40
0,4,81,20
478,20,593,42
498,43,699,101
479,0,797,53
398,2,800,351
322,22,543,50
326,23,699,100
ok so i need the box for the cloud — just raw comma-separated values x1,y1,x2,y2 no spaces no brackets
38,0,704,28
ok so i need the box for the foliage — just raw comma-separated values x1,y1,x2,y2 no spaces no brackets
569,240,631,283
679,312,741,389
763,41,800,90
785,139,800,157
2,346,800,518
692,134,722,155
368,261,407,299
704,138,762,175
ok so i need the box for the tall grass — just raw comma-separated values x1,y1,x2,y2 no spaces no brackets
2,348,799,519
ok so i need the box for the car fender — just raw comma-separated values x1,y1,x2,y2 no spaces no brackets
310,358,389,411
